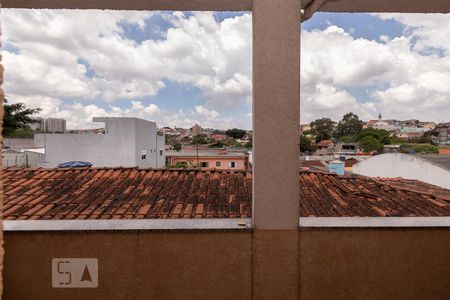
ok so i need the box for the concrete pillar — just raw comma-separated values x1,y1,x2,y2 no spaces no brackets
252,0,300,299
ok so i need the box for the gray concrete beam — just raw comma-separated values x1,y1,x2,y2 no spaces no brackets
1,0,253,11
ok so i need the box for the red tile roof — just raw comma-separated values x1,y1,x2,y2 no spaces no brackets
316,140,333,147
3,167,450,220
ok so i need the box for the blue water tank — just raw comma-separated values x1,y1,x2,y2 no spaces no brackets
329,160,345,175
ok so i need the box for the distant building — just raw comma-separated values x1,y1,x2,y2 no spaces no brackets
299,123,311,135
353,153,450,189
39,117,165,168
211,134,227,141
435,123,450,146
191,124,202,136
397,127,430,140
439,148,450,155
2,148,45,167
364,114,399,132
335,142,359,155
315,140,334,156
31,117,66,133
46,118,66,133
166,150,248,170
383,144,402,153
30,117,46,132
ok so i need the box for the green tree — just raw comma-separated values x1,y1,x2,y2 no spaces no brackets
192,136,207,144
402,144,439,154
359,136,384,153
299,135,315,153
357,128,391,145
336,112,363,138
173,143,182,151
245,140,252,149
225,128,246,139
3,102,41,137
181,136,192,144
225,139,242,148
310,118,335,142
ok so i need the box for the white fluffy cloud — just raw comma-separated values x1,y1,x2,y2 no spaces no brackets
301,17,450,122
2,10,251,129
3,10,450,129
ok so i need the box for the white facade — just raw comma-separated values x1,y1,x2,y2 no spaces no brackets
46,118,66,133
353,153,450,189
39,117,165,168
372,121,399,132
2,149,45,167
31,117,66,133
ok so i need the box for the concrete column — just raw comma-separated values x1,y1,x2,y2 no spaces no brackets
252,0,300,299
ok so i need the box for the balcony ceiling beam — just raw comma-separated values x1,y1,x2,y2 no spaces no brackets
3,0,450,13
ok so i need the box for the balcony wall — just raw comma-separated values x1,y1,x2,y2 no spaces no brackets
4,228,450,299
4,231,253,300
300,228,450,300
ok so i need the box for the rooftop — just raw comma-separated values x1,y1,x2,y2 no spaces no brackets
316,140,333,147
3,167,450,220
416,154,450,172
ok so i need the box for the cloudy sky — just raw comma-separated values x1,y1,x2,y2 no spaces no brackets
3,10,450,129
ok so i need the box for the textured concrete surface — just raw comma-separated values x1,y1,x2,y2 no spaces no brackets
4,231,252,300
300,228,450,300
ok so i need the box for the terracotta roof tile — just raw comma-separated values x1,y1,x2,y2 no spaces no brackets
3,167,450,220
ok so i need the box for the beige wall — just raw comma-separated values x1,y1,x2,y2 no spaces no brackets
4,228,450,299
4,231,252,300
300,228,450,300
168,156,248,170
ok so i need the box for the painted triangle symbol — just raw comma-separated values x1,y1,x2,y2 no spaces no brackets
81,265,92,282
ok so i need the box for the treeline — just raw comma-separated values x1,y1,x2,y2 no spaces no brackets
300,112,438,154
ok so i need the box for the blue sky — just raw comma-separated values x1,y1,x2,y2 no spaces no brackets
3,10,450,129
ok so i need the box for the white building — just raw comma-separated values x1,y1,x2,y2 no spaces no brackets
31,117,67,133
46,118,66,133
353,153,450,189
2,148,45,167
39,117,165,168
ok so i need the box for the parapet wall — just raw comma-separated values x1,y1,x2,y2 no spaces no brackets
4,228,450,299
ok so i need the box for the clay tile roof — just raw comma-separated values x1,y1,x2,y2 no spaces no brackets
316,140,333,147
3,167,450,220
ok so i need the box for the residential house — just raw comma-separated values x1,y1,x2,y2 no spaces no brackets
210,133,227,141
166,150,248,170
335,142,359,155
397,127,430,140
315,140,334,156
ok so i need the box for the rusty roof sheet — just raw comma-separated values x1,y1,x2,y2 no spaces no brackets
3,167,450,220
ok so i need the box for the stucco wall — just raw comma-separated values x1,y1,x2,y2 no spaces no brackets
4,228,450,299
2,138,36,150
2,151,45,167
300,228,450,300
3,231,252,300
353,153,450,189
